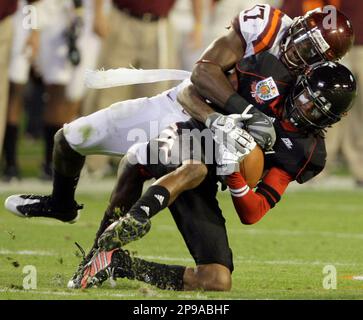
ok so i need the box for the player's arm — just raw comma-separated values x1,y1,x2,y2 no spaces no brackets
191,28,245,107
189,30,275,149
177,83,275,151
227,167,292,225
177,84,214,124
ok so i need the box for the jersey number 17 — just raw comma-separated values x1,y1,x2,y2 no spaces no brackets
243,5,265,22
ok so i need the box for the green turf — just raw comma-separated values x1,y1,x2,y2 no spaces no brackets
0,190,363,300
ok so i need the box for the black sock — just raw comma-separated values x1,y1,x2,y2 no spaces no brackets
44,125,61,167
114,251,185,291
51,169,80,210
128,185,170,221
3,124,19,168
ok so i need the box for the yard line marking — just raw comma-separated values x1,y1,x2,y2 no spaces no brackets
1,250,361,268
230,228,363,240
0,249,55,256
139,255,363,267
0,288,208,300
0,288,138,298
155,225,363,240
237,259,363,267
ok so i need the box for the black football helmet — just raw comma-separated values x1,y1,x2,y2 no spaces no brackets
281,6,354,72
284,62,356,130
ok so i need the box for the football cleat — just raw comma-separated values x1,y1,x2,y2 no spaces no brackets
97,213,151,251
69,248,132,289
4,194,83,223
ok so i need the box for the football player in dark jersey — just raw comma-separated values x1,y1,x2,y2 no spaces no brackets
69,62,356,291
4,5,354,225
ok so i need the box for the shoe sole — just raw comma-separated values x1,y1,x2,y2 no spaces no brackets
4,195,81,224
98,215,151,250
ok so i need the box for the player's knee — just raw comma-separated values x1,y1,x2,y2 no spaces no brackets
54,129,72,154
196,264,232,291
207,268,232,291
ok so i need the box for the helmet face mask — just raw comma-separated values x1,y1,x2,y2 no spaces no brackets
285,79,339,130
281,6,354,72
282,18,326,71
284,62,357,131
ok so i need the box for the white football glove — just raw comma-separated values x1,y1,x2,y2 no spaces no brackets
215,143,241,176
205,108,256,158
214,131,257,177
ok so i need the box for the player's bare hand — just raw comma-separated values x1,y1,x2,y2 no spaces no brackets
25,30,40,62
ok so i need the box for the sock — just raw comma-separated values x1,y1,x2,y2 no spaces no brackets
129,185,170,221
44,125,61,167
114,250,185,291
51,169,80,210
3,124,19,168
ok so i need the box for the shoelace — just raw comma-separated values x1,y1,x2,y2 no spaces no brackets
74,242,86,260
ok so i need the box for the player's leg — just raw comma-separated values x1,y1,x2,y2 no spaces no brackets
42,84,70,179
67,155,149,288
3,83,26,181
98,159,208,250
74,174,232,291
97,122,209,249
89,156,148,254
4,87,188,222
75,248,230,291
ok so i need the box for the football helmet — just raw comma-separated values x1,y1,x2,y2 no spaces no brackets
281,6,354,71
284,62,356,130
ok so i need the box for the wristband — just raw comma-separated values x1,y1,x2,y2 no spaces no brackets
224,93,254,115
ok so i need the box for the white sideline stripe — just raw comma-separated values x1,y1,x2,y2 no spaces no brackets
0,176,362,194
0,288,137,298
0,249,361,268
0,288,208,300
140,255,363,267
155,225,363,240
0,249,55,256
231,228,363,240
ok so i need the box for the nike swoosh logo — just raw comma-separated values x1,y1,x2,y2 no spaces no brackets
252,120,271,125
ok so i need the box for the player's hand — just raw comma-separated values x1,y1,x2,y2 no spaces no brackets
206,112,256,157
215,143,242,177
242,107,276,151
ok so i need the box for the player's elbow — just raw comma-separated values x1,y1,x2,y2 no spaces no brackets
239,214,261,225
191,62,216,92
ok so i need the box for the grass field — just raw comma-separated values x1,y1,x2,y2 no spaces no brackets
1,186,363,300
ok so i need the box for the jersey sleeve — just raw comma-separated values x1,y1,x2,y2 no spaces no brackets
227,167,292,225
231,4,285,57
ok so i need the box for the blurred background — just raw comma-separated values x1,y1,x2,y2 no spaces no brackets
0,0,362,189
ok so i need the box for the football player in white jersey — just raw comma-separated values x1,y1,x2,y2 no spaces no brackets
3,0,107,181
5,4,354,224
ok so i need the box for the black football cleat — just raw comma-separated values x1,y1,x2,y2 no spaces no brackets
4,194,83,223
97,213,151,250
